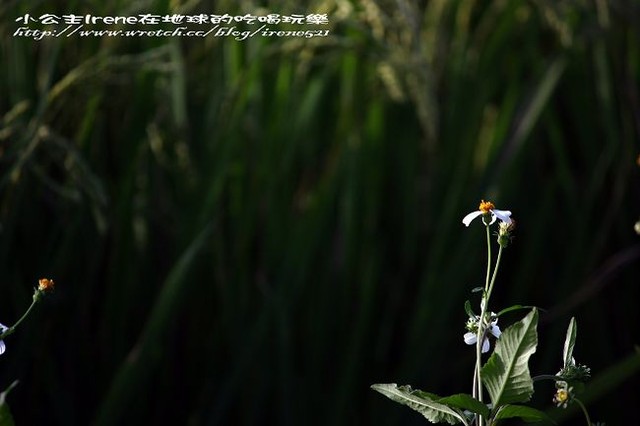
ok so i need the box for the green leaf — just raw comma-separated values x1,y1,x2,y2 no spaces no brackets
563,317,577,368
437,394,490,418
371,384,468,425
464,300,476,318
481,308,538,408
0,381,18,426
494,404,555,423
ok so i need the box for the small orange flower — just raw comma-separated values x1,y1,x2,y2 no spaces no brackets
38,278,55,292
479,200,495,213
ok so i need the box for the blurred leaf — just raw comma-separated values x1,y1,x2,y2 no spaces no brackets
94,224,214,426
0,381,18,426
499,57,567,173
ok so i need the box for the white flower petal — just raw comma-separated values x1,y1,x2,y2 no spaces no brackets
490,324,501,338
462,211,483,227
481,338,490,353
0,323,7,333
463,332,477,345
0,340,5,355
491,209,512,224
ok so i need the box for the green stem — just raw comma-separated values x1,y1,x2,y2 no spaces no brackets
472,363,478,398
484,223,492,294
0,295,39,340
485,244,504,306
532,374,561,382
575,398,592,426
474,224,493,426
475,222,509,426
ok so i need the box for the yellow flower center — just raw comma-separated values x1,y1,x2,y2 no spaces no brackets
555,389,568,403
38,278,55,292
479,200,495,213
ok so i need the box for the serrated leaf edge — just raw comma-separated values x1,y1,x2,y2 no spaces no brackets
481,308,538,408
371,384,469,426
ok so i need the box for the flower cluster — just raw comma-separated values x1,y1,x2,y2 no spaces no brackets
372,198,602,426
463,311,501,353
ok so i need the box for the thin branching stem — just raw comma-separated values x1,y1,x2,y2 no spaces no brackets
486,244,504,305
532,374,560,382
576,398,593,426
0,296,39,340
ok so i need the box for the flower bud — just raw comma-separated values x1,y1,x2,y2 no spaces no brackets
497,220,515,247
34,278,55,302
557,362,591,383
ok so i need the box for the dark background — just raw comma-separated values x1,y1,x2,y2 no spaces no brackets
1,0,639,425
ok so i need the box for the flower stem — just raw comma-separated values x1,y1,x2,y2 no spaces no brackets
474,223,507,426
474,224,493,426
575,398,592,426
484,223,492,294
532,374,561,382
0,296,39,340
485,244,504,307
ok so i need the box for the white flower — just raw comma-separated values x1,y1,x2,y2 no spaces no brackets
462,200,512,227
553,381,573,409
0,323,7,355
463,315,501,353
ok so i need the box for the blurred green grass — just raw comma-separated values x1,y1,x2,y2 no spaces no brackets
1,0,639,425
